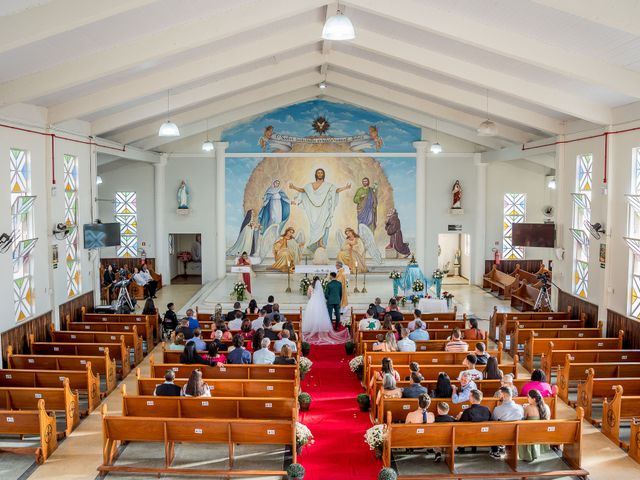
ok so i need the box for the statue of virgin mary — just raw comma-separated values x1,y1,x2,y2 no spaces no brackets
177,180,190,210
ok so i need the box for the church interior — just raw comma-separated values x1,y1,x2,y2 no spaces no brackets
2,1,640,479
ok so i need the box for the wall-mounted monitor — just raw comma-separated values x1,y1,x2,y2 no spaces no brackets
512,223,555,248
83,223,120,249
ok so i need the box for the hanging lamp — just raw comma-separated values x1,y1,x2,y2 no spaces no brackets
158,90,180,137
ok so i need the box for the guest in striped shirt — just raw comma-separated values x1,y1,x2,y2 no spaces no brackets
444,328,468,352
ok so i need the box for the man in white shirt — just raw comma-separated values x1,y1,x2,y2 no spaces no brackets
358,308,381,331
273,329,297,353
227,311,244,331
252,309,267,331
457,354,483,382
397,327,417,352
252,338,275,364
407,309,422,331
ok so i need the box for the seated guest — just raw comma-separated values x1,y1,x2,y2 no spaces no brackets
103,264,116,300
251,329,265,353
407,309,422,331
176,318,194,340
373,297,385,316
483,356,503,380
253,337,276,365
489,386,525,459
518,389,551,462
381,373,403,399
376,357,401,382
408,320,430,341
282,320,297,342
185,308,200,330
373,332,398,352
239,319,255,341
445,328,468,352
433,401,455,463
228,311,244,331
213,319,232,341
456,389,491,453
457,354,483,381
142,297,157,315
465,316,485,340
274,344,296,365
381,316,398,339
181,369,211,397
187,328,206,351
405,393,434,424
266,303,286,323
451,372,477,404
154,369,181,396
180,342,214,366
271,313,286,331
252,309,268,331
474,342,490,365
402,372,428,398
404,361,420,381
397,327,417,352
226,334,251,364
494,373,518,398
262,295,275,314
209,329,228,351
386,298,404,321
245,299,259,315
226,302,245,322
163,302,178,331
132,266,157,299
263,317,280,341
359,308,381,331
520,369,554,397
169,332,186,351
274,329,297,353
432,372,453,398
202,342,226,364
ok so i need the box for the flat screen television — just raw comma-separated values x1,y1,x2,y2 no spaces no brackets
512,223,555,248
83,223,121,249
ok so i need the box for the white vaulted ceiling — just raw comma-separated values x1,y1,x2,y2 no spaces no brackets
1,0,640,153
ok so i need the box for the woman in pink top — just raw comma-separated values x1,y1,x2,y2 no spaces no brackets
520,369,554,397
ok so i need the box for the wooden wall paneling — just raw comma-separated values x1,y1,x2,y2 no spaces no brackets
484,259,544,275
58,291,94,330
557,289,599,328
607,309,640,349
100,258,156,272
1,311,52,366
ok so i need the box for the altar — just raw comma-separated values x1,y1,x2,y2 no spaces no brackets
417,298,448,313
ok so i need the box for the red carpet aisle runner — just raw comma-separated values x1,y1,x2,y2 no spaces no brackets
298,344,381,479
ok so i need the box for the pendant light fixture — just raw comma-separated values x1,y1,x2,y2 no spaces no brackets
202,118,214,152
96,175,103,185
322,2,355,40
477,90,497,137
158,90,180,137
430,119,442,154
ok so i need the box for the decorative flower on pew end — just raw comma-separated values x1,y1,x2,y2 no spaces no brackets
287,463,306,479
364,424,386,450
299,356,313,376
378,467,398,480
299,277,312,295
412,279,425,292
389,271,401,280
349,355,364,374
340,315,352,327
296,422,314,448
230,281,248,301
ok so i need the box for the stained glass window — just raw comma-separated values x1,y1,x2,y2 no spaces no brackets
631,275,640,318
63,154,80,297
503,193,526,260
572,154,592,298
115,192,137,257
627,148,640,317
10,148,35,321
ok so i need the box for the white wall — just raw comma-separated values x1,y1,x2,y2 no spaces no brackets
438,233,459,271
461,233,471,279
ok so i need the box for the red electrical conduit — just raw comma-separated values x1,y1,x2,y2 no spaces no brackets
0,122,126,184
521,125,640,184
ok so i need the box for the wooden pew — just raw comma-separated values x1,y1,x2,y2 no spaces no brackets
68,320,154,351
81,307,159,342
576,369,640,424
0,399,58,464
362,338,488,357
7,345,117,396
351,309,462,338
602,385,640,450
379,395,556,424
0,378,79,436
0,363,101,414
49,325,144,366
382,408,587,478
28,335,131,379
488,307,572,342
510,283,541,311
482,264,518,298
149,359,299,382
98,404,295,477
512,322,602,358
195,306,303,323
161,347,299,364
541,344,640,380
522,327,620,372
631,417,640,464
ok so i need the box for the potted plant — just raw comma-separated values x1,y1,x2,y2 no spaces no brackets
287,463,305,479
345,340,355,355
295,422,313,455
298,356,313,380
349,355,364,380
357,393,371,412
301,341,311,356
298,392,312,412
378,467,398,480
364,424,386,458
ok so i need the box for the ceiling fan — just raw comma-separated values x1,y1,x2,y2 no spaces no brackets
542,205,554,218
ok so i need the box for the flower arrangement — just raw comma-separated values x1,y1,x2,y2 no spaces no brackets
407,293,423,307
177,251,192,262
442,291,454,300
397,295,406,307
231,281,248,301
298,356,313,376
364,424,386,450
412,279,425,292
389,271,401,280
321,277,329,290
340,315,351,327
296,422,314,448
349,355,364,373
432,269,447,279
299,277,312,295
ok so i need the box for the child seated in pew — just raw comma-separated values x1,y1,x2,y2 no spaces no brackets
181,369,211,397
433,402,455,463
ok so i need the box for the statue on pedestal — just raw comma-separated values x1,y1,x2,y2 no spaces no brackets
451,180,462,209
177,180,190,210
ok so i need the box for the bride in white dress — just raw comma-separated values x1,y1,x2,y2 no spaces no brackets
302,278,350,345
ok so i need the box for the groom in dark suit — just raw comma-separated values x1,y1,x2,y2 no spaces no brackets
325,272,343,331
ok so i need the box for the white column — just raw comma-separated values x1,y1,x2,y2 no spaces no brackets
413,141,429,269
153,154,169,282
215,142,229,280
472,154,487,286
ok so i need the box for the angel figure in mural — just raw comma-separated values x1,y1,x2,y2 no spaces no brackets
369,125,383,150
257,180,291,234
289,168,351,250
226,210,260,258
353,177,378,231
258,125,274,150
385,208,411,258
270,226,305,273
452,180,462,209
177,180,190,209
336,225,383,273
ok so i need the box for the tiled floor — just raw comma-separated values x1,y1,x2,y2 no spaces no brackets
9,280,640,479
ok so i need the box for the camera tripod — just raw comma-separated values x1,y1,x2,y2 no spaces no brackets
534,284,552,311
115,280,135,314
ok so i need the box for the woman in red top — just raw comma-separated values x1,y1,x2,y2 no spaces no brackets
237,252,252,293
239,319,255,343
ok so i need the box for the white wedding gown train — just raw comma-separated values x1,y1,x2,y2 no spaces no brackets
302,280,350,345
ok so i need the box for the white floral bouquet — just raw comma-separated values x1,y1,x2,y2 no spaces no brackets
349,355,364,373
412,279,425,292
299,277,312,295
299,356,313,375
389,271,401,280
296,422,314,447
432,269,446,280
340,315,352,327
231,281,248,300
364,424,386,450
321,277,329,290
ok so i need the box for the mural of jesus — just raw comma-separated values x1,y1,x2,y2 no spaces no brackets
289,168,351,250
